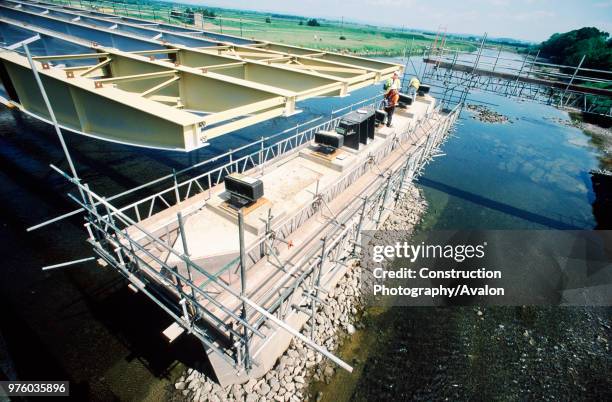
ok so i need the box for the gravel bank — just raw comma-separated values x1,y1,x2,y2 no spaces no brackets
548,114,612,169
466,104,512,124
171,183,429,402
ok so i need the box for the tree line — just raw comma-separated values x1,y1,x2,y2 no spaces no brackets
532,27,611,72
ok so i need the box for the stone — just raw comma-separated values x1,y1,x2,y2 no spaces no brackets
270,378,280,392
347,324,356,335
244,378,257,393
231,384,243,400
175,382,186,390
259,382,271,395
294,376,305,384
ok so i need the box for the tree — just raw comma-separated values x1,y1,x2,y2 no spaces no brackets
202,9,216,18
299,20,304,26
265,17,271,23
306,19,320,27
538,27,611,71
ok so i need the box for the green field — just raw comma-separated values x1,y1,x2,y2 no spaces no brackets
53,0,480,56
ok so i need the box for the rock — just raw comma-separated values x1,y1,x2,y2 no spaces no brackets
282,356,295,368
244,378,257,393
175,382,186,390
347,324,356,335
270,377,280,392
259,382,271,395
231,383,243,400
324,366,335,378
294,375,305,384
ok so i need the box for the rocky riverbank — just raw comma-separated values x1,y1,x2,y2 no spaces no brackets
547,114,612,170
466,104,512,124
170,183,429,402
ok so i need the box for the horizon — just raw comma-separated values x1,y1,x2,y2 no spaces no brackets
163,0,612,42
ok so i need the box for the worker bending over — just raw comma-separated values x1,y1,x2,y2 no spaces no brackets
408,76,420,101
384,89,400,128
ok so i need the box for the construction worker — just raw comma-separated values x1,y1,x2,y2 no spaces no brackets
408,76,421,101
384,88,400,128
384,71,401,94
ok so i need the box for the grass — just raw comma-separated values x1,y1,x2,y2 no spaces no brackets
58,0,479,56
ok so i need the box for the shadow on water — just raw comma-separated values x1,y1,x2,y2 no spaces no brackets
590,172,612,229
417,176,583,230
61,274,210,378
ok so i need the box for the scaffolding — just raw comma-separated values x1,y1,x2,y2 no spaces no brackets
405,31,612,116
44,99,458,382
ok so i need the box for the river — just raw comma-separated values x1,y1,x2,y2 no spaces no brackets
0,54,609,400
312,56,611,401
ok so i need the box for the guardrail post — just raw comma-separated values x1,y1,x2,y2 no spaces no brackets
353,196,369,255
310,237,326,339
173,168,180,204
377,175,392,226
177,212,195,296
238,210,251,370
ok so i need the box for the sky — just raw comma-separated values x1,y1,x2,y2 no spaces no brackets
169,0,612,42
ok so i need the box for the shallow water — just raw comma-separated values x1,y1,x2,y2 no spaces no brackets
315,68,611,401
419,92,599,231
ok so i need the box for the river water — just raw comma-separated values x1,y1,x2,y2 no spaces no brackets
314,56,611,401
0,54,609,400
